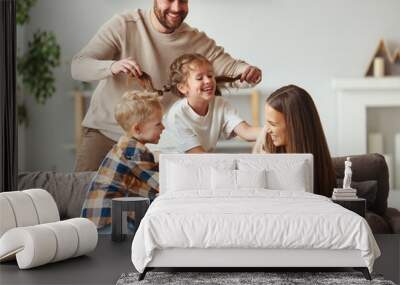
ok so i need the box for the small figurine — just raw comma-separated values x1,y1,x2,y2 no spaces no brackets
343,157,352,189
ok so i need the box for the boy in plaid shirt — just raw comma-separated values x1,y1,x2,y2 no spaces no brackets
81,91,164,233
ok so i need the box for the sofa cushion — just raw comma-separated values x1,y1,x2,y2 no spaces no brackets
18,172,95,219
336,179,378,210
385,207,400,234
365,211,392,234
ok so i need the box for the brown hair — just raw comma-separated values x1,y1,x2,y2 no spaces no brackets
128,55,241,97
169,53,241,97
114,90,162,132
265,85,336,197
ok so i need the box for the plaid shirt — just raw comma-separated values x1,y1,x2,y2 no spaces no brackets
81,136,159,228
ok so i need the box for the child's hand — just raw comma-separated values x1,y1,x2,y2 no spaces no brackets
111,57,143,78
240,65,262,84
234,122,262,142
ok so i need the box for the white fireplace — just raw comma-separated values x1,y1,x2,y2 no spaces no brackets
333,78,400,206
333,78,400,156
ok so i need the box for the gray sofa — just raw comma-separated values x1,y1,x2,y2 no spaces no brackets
18,171,94,220
17,154,400,234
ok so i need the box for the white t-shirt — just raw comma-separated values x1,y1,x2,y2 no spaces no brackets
159,97,244,153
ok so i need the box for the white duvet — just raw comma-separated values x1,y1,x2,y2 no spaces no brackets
131,190,380,273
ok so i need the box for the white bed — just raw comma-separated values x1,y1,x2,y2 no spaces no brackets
131,154,380,280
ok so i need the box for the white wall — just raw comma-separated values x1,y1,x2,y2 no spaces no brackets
20,0,400,171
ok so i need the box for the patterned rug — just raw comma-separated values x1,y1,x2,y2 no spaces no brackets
116,271,396,285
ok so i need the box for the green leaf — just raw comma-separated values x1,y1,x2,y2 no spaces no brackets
17,30,61,104
16,0,38,26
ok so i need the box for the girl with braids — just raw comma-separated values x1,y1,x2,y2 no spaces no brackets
161,53,261,153
253,85,336,197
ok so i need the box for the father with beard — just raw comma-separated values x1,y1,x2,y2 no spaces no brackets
71,0,262,171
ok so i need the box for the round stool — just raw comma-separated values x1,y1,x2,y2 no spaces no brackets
111,197,150,242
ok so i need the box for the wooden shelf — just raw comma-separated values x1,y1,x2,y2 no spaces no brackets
222,89,261,127
70,90,93,150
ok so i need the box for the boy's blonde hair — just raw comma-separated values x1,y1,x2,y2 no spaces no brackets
114,91,162,132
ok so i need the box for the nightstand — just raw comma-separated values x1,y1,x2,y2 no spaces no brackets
111,197,150,242
331,198,366,217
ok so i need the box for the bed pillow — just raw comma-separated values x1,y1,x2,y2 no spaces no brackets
236,169,267,189
211,168,236,190
211,169,267,190
167,160,235,192
238,159,309,192
266,162,307,191
167,162,210,191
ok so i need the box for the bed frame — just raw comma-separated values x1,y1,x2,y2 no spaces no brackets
139,249,371,280
138,154,372,281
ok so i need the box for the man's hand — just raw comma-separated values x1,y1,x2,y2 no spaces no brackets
110,57,143,77
240,65,262,84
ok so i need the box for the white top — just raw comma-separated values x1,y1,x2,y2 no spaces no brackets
159,97,244,153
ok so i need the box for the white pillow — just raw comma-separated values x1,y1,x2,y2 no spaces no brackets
167,162,210,191
237,169,267,189
238,158,310,192
266,161,307,191
167,160,235,191
211,169,267,190
211,168,236,190
161,155,237,193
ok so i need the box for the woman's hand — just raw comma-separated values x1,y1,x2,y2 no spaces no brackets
233,122,262,142
110,57,143,78
240,65,262,84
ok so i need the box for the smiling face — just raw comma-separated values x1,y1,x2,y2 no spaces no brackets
264,103,288,147
153,0,189,32
178,61,216,104
135,108,165,144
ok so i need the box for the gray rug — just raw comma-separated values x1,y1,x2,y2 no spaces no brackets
116,271,396,285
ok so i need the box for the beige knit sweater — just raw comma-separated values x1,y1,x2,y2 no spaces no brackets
71,9,251,141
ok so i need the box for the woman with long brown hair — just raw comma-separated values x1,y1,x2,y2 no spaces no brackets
253,85,336,197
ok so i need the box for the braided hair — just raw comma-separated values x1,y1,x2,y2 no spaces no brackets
132,54,241,97
169,53,241,97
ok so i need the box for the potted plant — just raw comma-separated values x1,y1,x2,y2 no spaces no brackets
16,0,61,125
